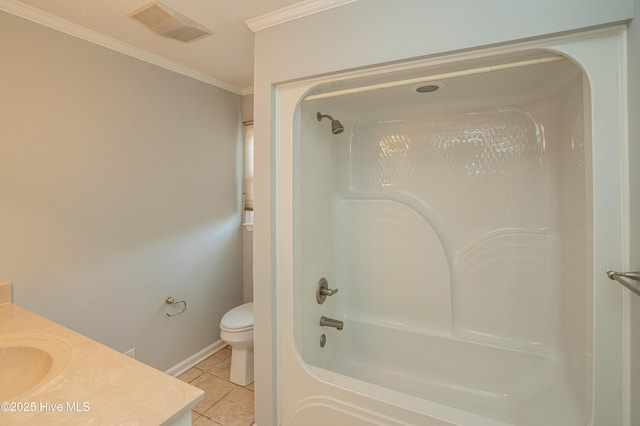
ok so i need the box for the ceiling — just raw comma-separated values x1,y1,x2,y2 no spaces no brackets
1,0,346,94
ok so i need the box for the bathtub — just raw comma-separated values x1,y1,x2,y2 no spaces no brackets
276,29,627,426
307,318,583,425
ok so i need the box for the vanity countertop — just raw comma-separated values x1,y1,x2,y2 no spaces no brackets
0,302,204,425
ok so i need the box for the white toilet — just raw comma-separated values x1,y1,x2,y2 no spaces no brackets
219,302,254,386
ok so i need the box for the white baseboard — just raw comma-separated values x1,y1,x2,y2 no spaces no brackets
165,339,228,377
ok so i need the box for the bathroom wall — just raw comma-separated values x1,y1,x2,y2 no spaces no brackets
252,1,633,423
0,10,244,371
628,0,640,423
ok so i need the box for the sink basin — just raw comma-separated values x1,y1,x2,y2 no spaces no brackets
0,334,72,400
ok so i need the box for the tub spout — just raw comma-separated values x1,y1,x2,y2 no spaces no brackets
320,316,344,330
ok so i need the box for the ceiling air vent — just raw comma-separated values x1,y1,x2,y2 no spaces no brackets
127,1,212,43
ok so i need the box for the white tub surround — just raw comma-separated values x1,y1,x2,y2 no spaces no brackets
290,52,590,425
274,27,629,425
0,303,203,425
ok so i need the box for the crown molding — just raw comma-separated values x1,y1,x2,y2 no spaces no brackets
245,0,358,32
0,0,243,94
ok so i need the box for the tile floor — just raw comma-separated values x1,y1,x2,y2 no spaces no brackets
177,346,254,426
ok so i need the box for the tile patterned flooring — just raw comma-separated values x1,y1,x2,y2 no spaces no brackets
177,346,254,426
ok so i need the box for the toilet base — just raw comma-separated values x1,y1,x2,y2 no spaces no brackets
229,347,254,386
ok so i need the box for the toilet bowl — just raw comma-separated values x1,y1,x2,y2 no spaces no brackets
220,302,254,386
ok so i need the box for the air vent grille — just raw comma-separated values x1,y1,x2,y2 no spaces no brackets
173,27,210,43
130,4,172,28
127,1,212,43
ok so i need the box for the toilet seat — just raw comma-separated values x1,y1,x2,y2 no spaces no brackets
220,302,254,333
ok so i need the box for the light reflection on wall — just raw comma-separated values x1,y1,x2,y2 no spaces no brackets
376,133,414,187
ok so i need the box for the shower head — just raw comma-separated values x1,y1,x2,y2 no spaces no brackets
317,112,344,135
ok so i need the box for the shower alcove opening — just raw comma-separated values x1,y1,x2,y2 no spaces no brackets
276,30,627,426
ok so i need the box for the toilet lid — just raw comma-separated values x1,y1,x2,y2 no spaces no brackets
220,302,254,332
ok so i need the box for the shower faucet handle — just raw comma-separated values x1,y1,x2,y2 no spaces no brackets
320,287,338,296
316,278,338,304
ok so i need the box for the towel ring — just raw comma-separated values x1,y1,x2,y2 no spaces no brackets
165,296,187,317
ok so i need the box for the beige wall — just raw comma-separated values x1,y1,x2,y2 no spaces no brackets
243,94,254,123
0,10,244,371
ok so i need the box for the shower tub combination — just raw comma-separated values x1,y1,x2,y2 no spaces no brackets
276,30,626,426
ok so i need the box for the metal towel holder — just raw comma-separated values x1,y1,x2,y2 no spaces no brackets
606,269,640,297
165,296,187,317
